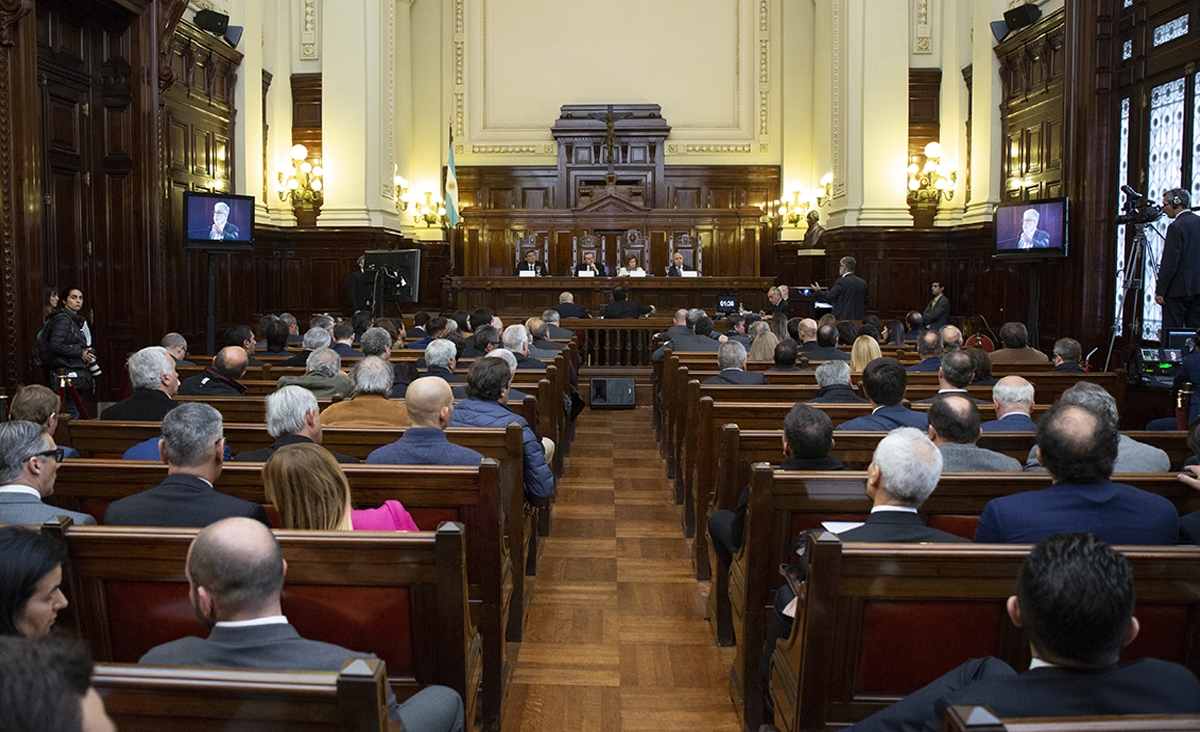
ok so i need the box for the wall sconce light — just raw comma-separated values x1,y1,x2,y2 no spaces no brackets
413,191,447,227
816,173,833,206
907,141,956,204
394,172,410,211
278,144,324,212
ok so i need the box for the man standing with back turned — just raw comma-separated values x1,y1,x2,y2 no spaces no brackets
1155,187,1200,333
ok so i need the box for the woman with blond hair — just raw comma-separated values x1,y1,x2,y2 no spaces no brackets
849,335,882,373
263,442,418,531
747,329,780,362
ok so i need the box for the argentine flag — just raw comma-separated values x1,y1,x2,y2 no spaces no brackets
445,132,460,228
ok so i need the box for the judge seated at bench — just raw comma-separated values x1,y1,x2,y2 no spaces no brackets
616,255,646,277
665,250,693,277
515,249,548,277
574,251,607,277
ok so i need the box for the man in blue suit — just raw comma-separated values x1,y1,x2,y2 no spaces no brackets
702,341,768,385
837,357,928,431
367,378,483,465
974,398,1179,544
980,376,1037,432
906,330,943,372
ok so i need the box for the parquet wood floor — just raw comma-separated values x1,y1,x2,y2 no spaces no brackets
501,407,740,731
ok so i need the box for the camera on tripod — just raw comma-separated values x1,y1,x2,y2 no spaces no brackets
1116,185,1164,225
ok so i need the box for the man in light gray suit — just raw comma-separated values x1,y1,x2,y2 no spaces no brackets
928,394,1023,472
0,421,95,525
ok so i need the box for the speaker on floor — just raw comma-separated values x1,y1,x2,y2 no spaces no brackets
1002,4,1041,32
194,9,229,35
589,378,635,410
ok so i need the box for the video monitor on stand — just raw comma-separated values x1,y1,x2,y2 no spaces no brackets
364,249,420,318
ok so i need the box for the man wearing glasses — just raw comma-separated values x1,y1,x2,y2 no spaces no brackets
105,403,269,528
0,420,94,525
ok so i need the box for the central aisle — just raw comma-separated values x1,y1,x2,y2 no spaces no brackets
501,406,741,731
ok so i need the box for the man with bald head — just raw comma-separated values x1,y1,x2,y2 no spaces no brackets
927,394,1022,471
939,324,963,351
139,517,465,732
795,318,819,353
367,378,483,465
178,346,248,396
974,399,1179,544
981,376,1037,431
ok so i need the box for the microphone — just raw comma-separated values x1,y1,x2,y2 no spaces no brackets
1122,185,1146,200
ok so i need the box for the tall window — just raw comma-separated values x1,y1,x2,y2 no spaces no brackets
1140,77,1186,341
1114,98,1130,337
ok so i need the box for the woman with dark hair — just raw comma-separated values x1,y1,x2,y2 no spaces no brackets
41,286,59,319
45,287,98,417
0,525,68,637
451,310,471,335
881,319,906,346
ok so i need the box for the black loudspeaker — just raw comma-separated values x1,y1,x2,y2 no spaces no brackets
589,378,635,410
1002,4,1041,31
223,26,244,48
194,9,229,35
990,19,1011,42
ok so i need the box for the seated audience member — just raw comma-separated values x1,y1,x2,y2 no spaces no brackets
264,443,416,531
703,342,769,385
0,524,70,636
105,403,270,527
807,360,868,403
835,321,858,350
541,308,577,337
856,323,881,344
368,378,483,465
851,534,1200,732
466,308,493,334
408,317,448,350
907,329,944,372
551,292,588,321
161,331,194,366
257,315,279,350
330,322,363,359
652,314,722,361
913,349,989,404
483,350,527,402
659,309,690,342
976,399,1179,544
389,362,421,400
990,321,1049,364
0,634,117,732
528,318,564,352
903,311,924,339
450,358,554,501
101,346,180,420
177,346,249,396
981,376,1037,432
449,311,470,336
763,427,967,685
795,318,818,353
928,394,1022,472
409,311,431,339
275,347,352,398
319,357,410,428
351,311,374,340
423,339,465,383
233,386,356,464
965,346,997,386
502,325,548,370
358,326,393,359
747,329,780,362
837,357,928,431
225,324,263,367
1024,381,1170,472
138,517,464,732
0,421,93,525
279,312,303,343
278,326,333,367
940,324,963,351
708,404,842,568
723,315,751,348
463,325,500,359
881,319,906,346
1051,337,1085,372
817,313,837,329
260,317,292,357
9,385,80,459
849,335,881,372
769,339,801,372
807,324,850,362
602,285,654,319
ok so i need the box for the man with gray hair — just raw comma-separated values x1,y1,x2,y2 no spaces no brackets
552,291,589,320
274,347,352,398
1051,337,1085,372
540,308,576,338
160,332,194,366
100,346,181,421
807,360,867,403
981,376,1037,432
319,356,410,428
278,326,334,367
914,349,989,404
105,402,269,527
233,385,356,463
501,324,546,371
939,324,963,351
1024,381,1169,472
907,329,943,372
423,338,465,384
279,312,303,343
359,326,393,359
702,341,768,385
0,420,94,525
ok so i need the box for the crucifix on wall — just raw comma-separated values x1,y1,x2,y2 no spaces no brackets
587,104,634,167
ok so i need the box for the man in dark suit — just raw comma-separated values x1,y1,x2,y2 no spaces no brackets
516,249,549,276
0,421,95,525
161,332,195,366
551,292,589,319
702,341,769,385
907,329,944,372
769,339,802,372
651,314,721,361
100,346,181,421
330,322,364,358
806,324,851,362
602,285,654,318
277,326,332,367
852,534,1200,732
231,386,356,463
980,376,1037,431
348,255,370,312
1155,188,1200,333
811,256,867,320
574,251,607,276
368,378,484,465
422,339,467,383
922,280,951,330
225,324,264,367
807,360,867,403
928,395,1023,471
1050,337,1085,372
104,403,270,527
189,200,240,240
974,398,1179,544
138,517,466,732
665,250,693,277
837,357,928,431
177,346,249,397
913,350,989,404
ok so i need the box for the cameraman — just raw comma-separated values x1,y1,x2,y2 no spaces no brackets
1155,187,1200,335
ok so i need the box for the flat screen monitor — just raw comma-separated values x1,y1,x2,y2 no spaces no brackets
993,197,1067,260
717,296,736,314
364,249,420,303
183,191,255,250
1166,329,1195,351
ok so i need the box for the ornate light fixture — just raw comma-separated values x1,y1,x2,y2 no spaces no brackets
816,172,833,206
278,144,324,220
760,173,834,227
413,191,447,227
907,141,956,204
394,171,410,211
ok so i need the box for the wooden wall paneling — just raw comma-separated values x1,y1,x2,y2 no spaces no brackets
290,73,321,157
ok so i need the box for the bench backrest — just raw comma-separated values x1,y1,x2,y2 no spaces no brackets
943,706,1200,732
